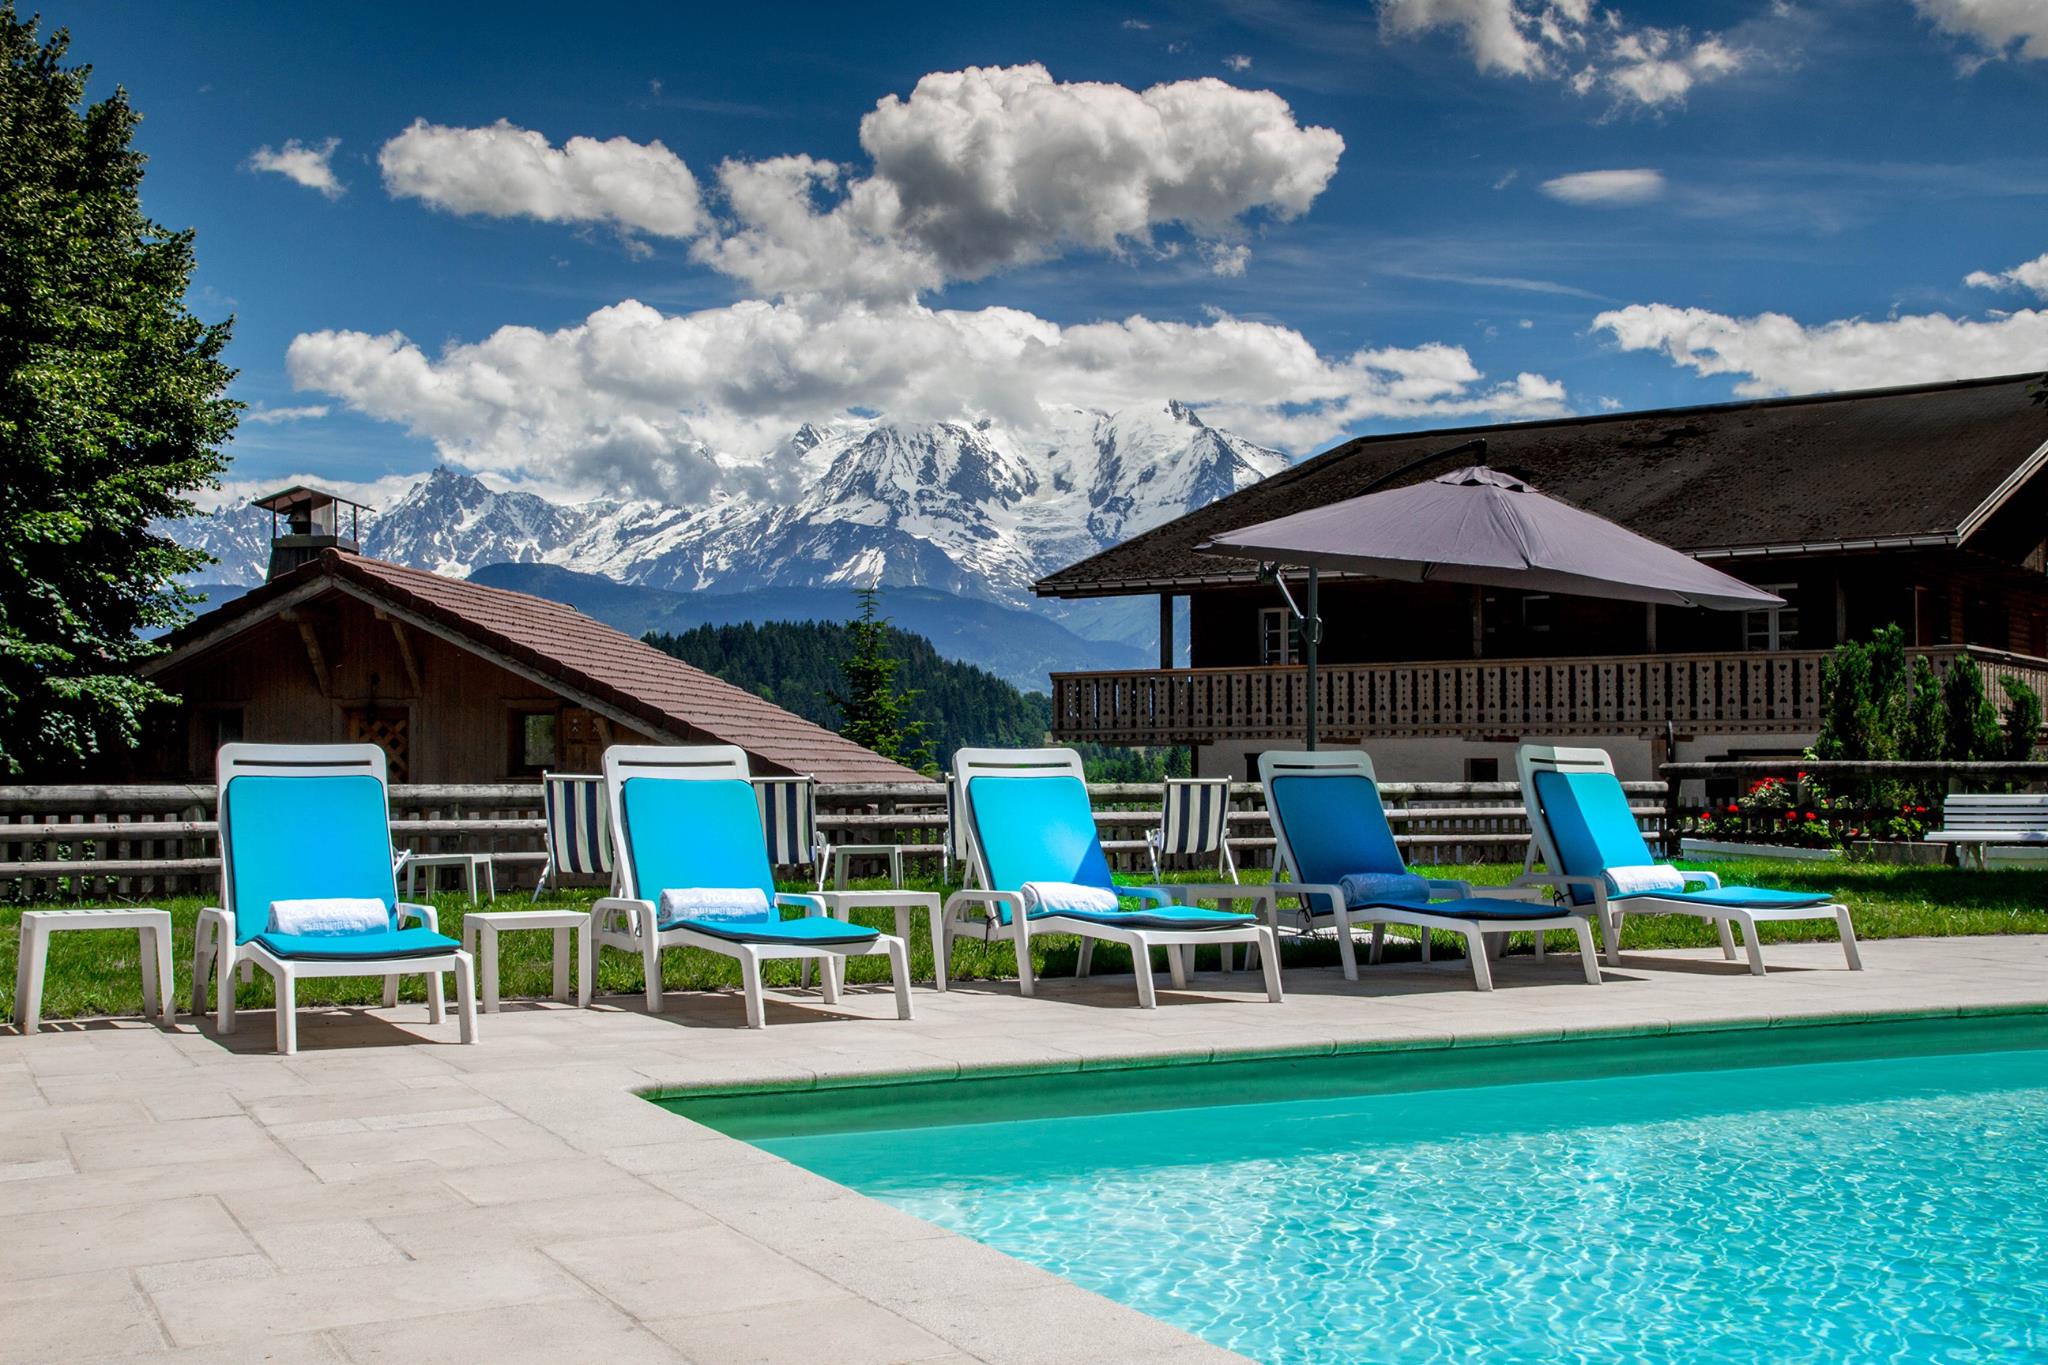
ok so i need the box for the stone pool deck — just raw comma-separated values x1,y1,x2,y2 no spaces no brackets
3,935,2046,1365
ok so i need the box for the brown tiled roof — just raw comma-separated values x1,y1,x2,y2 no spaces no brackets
1037,372,2048,598
155,551,930,785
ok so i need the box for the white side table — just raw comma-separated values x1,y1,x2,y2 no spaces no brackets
14,908,175,1034
829,844,904,889
404,853,497,903
461,909,591,1012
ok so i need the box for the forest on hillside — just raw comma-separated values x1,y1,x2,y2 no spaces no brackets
643,616,1190,780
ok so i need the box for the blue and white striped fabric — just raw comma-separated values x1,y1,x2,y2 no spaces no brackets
1149,777,1238,881
752,776,823,884
543,773,611,877
534,772,611,901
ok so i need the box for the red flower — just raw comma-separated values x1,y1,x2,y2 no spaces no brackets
1784,812,1799,821
1797,770,1808,779
1726,804,1740,814
1805,812,1817,821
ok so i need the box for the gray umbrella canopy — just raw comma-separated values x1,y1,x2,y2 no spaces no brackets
1197,466,1782,610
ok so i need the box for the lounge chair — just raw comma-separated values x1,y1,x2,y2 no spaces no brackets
941,747,1282,1008
532,771,613,902
1516,744,1862,974
194,743,478,1055
1261,750,1600,991
593,744,912,1028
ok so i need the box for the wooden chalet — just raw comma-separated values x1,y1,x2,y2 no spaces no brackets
126,494,925,786
1034,373,2048,782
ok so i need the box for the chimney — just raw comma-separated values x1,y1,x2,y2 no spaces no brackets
252,485,370,582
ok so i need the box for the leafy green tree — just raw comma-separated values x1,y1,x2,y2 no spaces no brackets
0,6,234,772
2000,677,2042,762
1941,655,2003,762
1900,655,1946,762
1815,626,1906,761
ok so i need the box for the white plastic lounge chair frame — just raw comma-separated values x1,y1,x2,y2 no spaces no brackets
593,745,913,1028
1261,750,1599,991
194,743,478,1055
1148,777,1239,882
942,747,1281,1008
1516,744,1862,975
531,771,614,902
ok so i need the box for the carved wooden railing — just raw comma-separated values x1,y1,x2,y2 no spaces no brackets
1050,646,2048,745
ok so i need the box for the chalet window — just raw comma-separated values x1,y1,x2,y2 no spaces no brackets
1521,595,1553,634
1465,757,1499,783
209,708,244,749
1258,607,1298,665
511,709,559,773
1744,585,1800,651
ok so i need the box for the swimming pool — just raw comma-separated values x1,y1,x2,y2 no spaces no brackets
666,1017,2048,1364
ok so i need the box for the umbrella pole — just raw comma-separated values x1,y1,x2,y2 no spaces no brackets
1305,567,1320,750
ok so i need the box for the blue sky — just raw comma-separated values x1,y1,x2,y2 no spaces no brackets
47,0,2048,503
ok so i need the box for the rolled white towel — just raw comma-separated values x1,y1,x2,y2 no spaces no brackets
268,898,390,937
1021,881,1121,915
659,886,771,923
1605,864,1687,897
1339,871,1433,906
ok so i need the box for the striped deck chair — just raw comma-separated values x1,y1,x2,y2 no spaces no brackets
753,775,828,891
1148,778,1238,882
533,772,613,902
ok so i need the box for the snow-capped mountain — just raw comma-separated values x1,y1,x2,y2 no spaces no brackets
173,401,1286,611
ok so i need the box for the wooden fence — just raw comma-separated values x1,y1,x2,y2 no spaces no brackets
0,778,1670,901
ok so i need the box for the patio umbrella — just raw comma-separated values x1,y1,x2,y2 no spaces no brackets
1195,457,1782,746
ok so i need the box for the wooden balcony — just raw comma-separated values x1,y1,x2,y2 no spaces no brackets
1049,646,2048,746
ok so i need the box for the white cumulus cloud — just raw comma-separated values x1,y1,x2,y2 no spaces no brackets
1592,301,2048,397
1912,0,2048,67
378,119,705,239
247,137,344,198
1966,250,2048,298
242,403,331,425
287,296,1566,503
1377,0,1748,109
1539,168,1666,205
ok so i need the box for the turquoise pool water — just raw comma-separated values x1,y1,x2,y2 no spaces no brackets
746,1033,2048,1364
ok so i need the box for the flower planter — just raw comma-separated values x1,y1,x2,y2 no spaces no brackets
1847,840,1950,866
1678,838,1842,863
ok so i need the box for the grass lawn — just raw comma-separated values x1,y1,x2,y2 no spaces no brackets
4,857,2045,1023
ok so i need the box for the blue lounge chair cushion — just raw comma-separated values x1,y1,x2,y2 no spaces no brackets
1347,895,1573,922
1031,905,1255,931
1531,769,1661,906
254,927,459,961
1619,886,1833,910
620,776,776,908
223,774,398,943
968,773,1117,895
669,915,880,946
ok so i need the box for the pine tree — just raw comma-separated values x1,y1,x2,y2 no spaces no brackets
0,6,236,771
828,587,933,771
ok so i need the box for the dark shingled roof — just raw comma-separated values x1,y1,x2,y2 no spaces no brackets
1036,372,2048,599
150,551,930,785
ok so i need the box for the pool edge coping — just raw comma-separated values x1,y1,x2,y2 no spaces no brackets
635,999,2048,1102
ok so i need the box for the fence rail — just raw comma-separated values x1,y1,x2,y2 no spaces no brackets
2,777,1668,900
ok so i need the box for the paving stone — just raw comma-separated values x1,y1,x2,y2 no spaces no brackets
251,1218,407,1272
332,1299,689,1365
543,1226,843,1321
0,1268,165,1360
645,1292,959,1364
0,1194,254,1280
150,1250,588,1345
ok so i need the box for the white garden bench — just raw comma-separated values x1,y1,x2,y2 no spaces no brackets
1926,794,2048,869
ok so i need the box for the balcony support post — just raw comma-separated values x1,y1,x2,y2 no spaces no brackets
1158,594,1174,670
1306,568,1321,750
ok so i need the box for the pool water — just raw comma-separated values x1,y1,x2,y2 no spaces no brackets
750,1038,2048,1364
